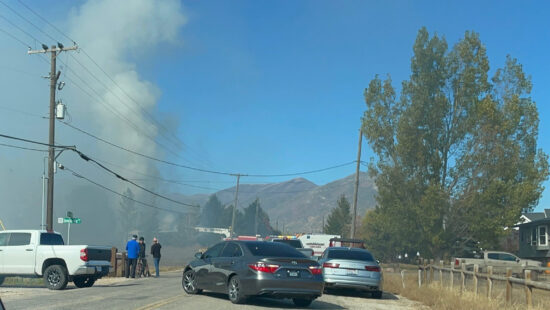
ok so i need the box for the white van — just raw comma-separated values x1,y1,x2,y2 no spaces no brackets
298,234,341,256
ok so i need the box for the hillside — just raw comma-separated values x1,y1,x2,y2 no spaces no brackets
179,172,377,233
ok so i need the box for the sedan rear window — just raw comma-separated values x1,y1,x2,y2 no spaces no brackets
246,242,306,258
328,250,375,261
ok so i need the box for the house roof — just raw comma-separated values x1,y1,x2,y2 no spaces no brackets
522,211,548,222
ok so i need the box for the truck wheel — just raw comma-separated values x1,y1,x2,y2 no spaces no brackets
73,276,96,288
44,265,68,290
0,276,5,286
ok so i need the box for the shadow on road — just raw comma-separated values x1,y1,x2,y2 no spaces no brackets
324,289,398,300
201,292,346,309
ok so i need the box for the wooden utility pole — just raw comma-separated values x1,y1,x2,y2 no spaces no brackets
29,44,78,231
350,129,363,238
230,174,243,237
254,198,259,235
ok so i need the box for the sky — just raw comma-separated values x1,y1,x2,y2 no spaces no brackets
1,0,550,235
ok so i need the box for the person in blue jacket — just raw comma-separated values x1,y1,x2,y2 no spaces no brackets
125,235,140,278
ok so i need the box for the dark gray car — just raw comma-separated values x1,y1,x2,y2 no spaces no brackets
182,241,324,307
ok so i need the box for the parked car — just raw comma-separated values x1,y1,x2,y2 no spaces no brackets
454,251,542,275
0,230,112,290
182,240,324,307
319,247,383,298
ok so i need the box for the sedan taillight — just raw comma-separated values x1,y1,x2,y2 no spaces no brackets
309,266,322,275
322,262,340,268
248,262,280,273
80,248,89,262
365,266,380,272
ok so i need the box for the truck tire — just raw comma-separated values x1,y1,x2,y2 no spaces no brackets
73,276,96,288
0,276,5,286
44,265,69,290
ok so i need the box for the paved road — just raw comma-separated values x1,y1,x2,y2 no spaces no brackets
0,271,422,309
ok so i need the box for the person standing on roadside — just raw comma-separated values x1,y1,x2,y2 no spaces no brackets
125,235,140,278
151,237,162,277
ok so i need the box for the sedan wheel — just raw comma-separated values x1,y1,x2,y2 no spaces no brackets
228,275,246,304
182,270,200,294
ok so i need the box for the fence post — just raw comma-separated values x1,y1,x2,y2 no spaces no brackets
525,270,533,308
450,264,454,290
473,264,479,296
423,259,428,285
109,247,117,276
439,260,444,286
506,268,512,304
401,270,406,289
460,264,466,294
418,268,422,287
487,266,493,299
121,251,127,278
429,259,434,284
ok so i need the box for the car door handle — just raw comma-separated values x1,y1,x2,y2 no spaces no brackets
26,249,33,251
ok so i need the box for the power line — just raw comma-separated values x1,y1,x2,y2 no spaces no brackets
0,142,47,152
0,0,59,43
0,133,73,149
61,166,191,214
71,149,199,208
246,161,357,177
0,14,40,45
16,0,76,44
0,26,30,48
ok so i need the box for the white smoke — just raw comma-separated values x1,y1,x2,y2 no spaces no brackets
0,0,186,246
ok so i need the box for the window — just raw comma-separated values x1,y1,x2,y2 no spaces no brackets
40,233,64,245
487,253,499,260
8,233,31,246
0,233,9,246
327,249,375,262
538,226,547,246
532,228,538,246
499,253,517,262
245,242,306,257
221,243,243,257
203,242,225,259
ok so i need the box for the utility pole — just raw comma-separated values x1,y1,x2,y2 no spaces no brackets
254,198,259,235
29,44,78,232
350,129,363,239
230,174,244,237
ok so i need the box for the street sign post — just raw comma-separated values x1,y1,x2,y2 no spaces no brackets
58,212,81,245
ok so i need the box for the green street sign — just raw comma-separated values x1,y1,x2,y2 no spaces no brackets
62,217,81,224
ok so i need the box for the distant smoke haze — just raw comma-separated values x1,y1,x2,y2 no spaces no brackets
0,0,186,248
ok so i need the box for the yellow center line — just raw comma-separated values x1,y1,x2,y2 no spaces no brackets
134,294,187,310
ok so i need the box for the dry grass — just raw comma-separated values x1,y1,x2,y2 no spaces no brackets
383,271,550,310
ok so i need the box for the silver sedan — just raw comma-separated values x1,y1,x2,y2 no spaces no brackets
319,247,383,298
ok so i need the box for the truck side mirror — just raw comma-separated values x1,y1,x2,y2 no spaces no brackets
194,252,203,260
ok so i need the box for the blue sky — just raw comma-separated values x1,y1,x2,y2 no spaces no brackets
2,0,550,212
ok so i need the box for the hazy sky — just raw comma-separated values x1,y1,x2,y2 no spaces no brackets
1,0,549,233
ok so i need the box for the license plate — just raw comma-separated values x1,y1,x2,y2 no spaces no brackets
346,269,358,276
289,271,299,277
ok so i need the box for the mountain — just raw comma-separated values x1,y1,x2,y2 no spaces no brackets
176,172,377,233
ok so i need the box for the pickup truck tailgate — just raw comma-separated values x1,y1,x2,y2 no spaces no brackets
87,247,112,261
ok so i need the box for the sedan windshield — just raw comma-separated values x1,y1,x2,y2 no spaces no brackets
246,242,306,257
328,250,375,262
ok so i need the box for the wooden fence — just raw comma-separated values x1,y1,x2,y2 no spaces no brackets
418,260,550,308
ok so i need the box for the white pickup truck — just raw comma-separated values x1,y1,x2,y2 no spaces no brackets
0,230,112,290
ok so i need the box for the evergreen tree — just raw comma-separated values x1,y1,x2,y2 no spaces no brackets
324,195,352,237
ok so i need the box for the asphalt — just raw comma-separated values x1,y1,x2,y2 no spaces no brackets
0,271,422,310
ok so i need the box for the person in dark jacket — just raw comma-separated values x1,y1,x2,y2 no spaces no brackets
125,235,140,278
137,237,150,277
151,237,162,277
